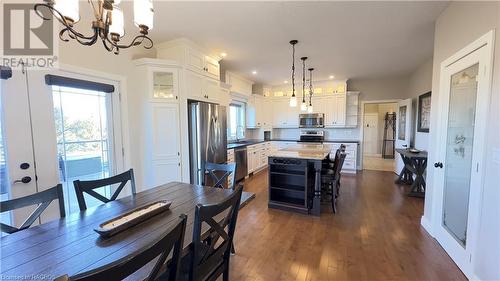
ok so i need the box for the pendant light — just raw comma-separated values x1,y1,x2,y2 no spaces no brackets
289,40,298,107
300,57,308,111
307,68,314,113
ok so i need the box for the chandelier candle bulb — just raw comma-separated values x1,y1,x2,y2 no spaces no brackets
109,7,125,38
53,0,80,24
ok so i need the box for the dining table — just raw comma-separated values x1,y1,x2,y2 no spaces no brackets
0,182,244,280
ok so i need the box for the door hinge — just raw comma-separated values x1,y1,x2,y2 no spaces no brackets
118,92,122,101
122,147,125,156
476,162,479,172
469,254,472,262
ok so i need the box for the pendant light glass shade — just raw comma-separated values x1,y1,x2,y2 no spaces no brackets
289,96,297,107
134,0,154,30
307,105,313,113
54,0,80,23
300,102,307,111
109,7,125,37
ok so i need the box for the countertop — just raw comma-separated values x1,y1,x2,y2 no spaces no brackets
227,139,359,149
268,143,333,160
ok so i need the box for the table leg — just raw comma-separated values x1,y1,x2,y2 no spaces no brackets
408,158,427,198
311,162,322,216
395,155,414,185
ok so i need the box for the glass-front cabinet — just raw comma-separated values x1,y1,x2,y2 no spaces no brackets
149,67,179,102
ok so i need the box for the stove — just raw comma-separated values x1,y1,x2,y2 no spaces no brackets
299,130,324,143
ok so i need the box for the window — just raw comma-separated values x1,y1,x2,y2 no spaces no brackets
228,102,245,140
52,85,115,213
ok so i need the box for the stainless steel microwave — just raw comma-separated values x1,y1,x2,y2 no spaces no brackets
299,113,325,128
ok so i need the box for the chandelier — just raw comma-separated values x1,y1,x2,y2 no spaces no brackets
289,40,298,107
34,0,154,54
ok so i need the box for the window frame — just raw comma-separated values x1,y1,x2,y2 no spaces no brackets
228,101,246,141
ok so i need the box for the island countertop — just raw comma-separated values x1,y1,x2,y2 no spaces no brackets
268,143,333,160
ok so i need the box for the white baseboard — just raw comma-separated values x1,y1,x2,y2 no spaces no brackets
420,216,434,238
471,274,481,281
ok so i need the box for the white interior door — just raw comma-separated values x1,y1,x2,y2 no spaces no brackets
433,38,492,278
1,68,41,228
395,98,412,173
363,113,379,155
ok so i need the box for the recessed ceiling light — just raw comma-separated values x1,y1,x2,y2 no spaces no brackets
252,70,257,75
284,80,289,84
329,75,335,79
220,52,227,57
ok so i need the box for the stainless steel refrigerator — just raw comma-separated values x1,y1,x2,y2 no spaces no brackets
188,101,227,186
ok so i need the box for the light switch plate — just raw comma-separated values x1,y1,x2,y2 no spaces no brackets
493,148,500,164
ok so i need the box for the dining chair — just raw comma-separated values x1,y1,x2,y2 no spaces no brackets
172,184,243,281
203,162,236,190
55,214,187,281
73,169,136,211
0,184,65,234
321,152,346,213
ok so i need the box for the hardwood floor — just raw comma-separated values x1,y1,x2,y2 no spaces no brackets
229,169,466,281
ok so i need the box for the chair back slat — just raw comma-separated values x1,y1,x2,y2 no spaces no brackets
73,169,136,211
57,214,187,281
204,162,236,189
0,184,65,234
190,184,243,281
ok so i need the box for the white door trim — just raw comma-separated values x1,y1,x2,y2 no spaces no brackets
429,30,495,279
359,99,401,170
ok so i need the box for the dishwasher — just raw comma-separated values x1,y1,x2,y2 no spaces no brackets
234,147,248,182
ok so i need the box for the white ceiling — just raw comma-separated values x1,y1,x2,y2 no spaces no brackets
120,1,448,85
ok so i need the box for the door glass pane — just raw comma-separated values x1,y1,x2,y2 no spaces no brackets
442,63,479,247
52,86,113,214
153,72,175,100
398,105,407,140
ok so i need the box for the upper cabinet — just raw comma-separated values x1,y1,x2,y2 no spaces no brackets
270,79,348,98
156,38,221,80
247,95,272,129
226,71,253,96
345,91,360,128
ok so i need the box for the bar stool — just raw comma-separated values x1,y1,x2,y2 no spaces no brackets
321,152,346,213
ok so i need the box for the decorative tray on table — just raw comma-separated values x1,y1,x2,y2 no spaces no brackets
94,200,172,238
408,148,421,153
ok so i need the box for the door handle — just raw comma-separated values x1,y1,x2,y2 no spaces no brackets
434,162,443,168
13,176,32,184
403,144,408,147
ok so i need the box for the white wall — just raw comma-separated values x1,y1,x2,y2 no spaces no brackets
423,2,500,280
348,76,410,101
407,58,433,151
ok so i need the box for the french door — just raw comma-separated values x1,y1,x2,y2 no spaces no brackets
432,32,493,277
395,98,412,174
1,66,124,227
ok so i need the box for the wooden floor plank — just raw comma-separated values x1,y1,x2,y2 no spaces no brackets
230,169,466,281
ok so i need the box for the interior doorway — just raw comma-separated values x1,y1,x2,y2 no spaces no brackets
362,102,398,172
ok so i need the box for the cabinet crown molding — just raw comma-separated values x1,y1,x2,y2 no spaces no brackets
133,58,182,68
155,38,222,61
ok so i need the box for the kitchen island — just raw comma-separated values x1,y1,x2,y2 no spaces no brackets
268,143,332,216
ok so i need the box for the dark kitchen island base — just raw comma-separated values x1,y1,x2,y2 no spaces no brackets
268,157,316,214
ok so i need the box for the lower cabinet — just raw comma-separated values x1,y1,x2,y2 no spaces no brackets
328,142,358,173
144,103,182,188
247,142,271,174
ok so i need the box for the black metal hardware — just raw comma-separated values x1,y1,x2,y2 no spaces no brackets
14,176,32,184
20,163,30,170
434,162,443,168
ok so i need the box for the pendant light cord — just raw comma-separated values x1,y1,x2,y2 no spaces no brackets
302,58,306,103
309,69,314,105
291,43,296,98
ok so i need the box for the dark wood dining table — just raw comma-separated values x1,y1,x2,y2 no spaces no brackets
0,182,239,280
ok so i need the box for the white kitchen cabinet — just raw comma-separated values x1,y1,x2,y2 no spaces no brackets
185,70,220,103
226,71,253,96
325,94,346,127
247,95,271,128
345,91,360,128
328,142,358,173
156,38,221,80
133,59,183,190
272,98,300,128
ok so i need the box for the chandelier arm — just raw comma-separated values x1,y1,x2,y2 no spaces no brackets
104,35,154,50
